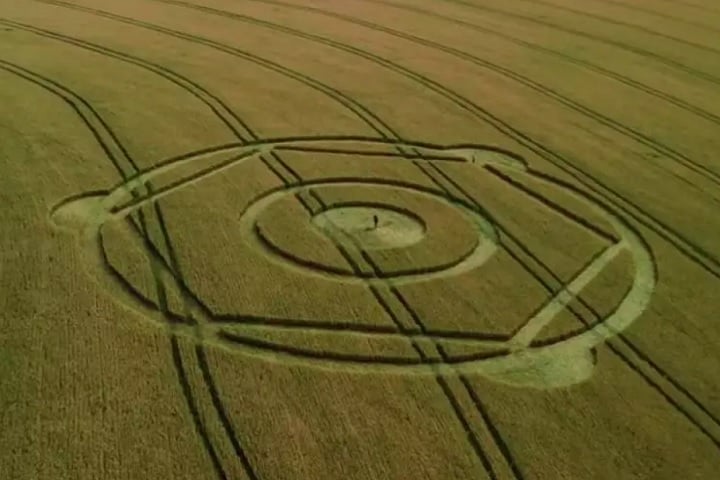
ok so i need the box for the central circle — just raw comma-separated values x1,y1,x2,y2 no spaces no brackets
312,205,426,251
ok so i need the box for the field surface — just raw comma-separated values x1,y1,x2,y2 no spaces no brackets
1,0,719,479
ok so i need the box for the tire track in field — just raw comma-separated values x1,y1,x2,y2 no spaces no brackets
397,159,539,478
27,0,402,136
0,13,504,479
152,186,261,479
171,338,229,480
203,0,720,190
440,0,720,87
25,0,720,445
0,19,257,141
0,60,233,479
592,0,720,32
308,183,522,480
654,0,720,16
137,0,720,278
506,0,720,48
365,0,720,127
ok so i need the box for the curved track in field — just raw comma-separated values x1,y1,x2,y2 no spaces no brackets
440,0,720,86
503,0,720,47
363,0,720,126
152,0,720,192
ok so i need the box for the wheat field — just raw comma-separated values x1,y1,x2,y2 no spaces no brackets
1,0,719,479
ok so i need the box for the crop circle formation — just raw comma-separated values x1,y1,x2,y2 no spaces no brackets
50,136,655,387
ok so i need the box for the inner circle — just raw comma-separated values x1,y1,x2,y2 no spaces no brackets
312,204,426,251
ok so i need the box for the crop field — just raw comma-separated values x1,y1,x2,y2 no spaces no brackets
1,0,719,478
